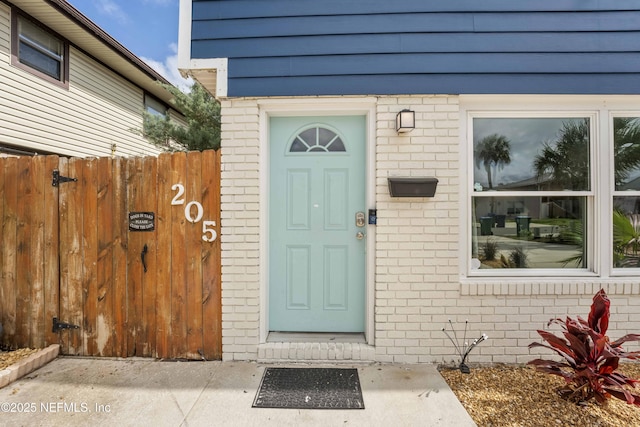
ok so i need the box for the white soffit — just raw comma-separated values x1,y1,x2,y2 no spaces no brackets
183,58,228,99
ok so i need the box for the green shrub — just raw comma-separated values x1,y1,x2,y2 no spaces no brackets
509,247,528,268
481,239,499,261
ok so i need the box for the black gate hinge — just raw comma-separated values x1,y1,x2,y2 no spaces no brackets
52,170,78,187
52,317,80,333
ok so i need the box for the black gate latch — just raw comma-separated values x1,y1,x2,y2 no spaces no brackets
52,317,80,333
52,170,78,187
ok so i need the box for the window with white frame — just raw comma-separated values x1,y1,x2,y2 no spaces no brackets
470,116,593,273
612,116,640,270
468,107,640,277
12,11,68,85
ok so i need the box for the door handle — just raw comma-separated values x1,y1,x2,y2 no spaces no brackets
356,231,365,240
141,244,148,273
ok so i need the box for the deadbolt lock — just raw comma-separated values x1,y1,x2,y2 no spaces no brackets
356,212,365,227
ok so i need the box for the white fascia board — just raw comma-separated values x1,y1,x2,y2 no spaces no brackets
177,0,228,98
177,0,193,74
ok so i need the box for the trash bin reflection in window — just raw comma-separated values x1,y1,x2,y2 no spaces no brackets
516,216,531,237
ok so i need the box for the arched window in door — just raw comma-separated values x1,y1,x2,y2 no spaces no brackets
289,126,346,153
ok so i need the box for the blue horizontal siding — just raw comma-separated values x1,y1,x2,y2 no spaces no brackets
193,0,640,19
228,53,640,78
230,74,640,97
190,1,640,97
192,12,640,40
194,32,640,58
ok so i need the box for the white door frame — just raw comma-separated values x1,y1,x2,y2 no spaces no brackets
258,97,377,345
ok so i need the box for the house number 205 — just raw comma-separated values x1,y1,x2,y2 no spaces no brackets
171,184,217,242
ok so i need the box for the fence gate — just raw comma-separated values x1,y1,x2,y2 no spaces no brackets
0,151,221,360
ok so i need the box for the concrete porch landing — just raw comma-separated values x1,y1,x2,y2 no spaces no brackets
0,357,476,426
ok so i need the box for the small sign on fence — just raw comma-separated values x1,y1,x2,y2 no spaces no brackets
129,212,155,231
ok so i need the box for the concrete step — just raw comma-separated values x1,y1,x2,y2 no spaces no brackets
257,342,376,363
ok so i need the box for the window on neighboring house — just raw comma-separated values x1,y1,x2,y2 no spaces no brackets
11,10,69,86
144,94,168,117
470,116,593,273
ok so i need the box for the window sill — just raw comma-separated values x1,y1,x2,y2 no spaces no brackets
459,277,640,296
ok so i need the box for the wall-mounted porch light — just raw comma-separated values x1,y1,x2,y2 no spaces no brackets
395,109,415,133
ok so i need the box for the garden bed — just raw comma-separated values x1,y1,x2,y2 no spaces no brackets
0,348,41,370
440,364,640,427
0,346,59,389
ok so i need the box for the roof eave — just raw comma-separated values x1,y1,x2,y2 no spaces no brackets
7,0,180,108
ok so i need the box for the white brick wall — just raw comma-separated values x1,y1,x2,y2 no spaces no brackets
219,99,261,361
219,95,640,364
374,96,463,364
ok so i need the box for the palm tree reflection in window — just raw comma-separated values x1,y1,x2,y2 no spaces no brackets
475,134,511,214
289,127,346,153
614,117,640,190
534,119,590,191
474,134,511,190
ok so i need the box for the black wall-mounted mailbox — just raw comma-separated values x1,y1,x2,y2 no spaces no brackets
388,177,438,197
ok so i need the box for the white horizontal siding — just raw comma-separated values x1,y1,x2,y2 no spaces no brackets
0,3,8,50
0,5,162,158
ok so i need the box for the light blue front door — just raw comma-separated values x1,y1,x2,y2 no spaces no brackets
269,116,366,332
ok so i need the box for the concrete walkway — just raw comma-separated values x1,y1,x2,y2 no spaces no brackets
0,357,475,427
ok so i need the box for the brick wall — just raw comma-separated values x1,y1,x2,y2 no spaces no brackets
219,95,640,364
374,96,462,363
219,99,261,361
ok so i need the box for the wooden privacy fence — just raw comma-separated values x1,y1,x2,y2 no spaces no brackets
0,150,221,360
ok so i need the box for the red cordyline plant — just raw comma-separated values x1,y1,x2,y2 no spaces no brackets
528,289,640,406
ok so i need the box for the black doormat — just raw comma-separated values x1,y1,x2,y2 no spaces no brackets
252,367,365,409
